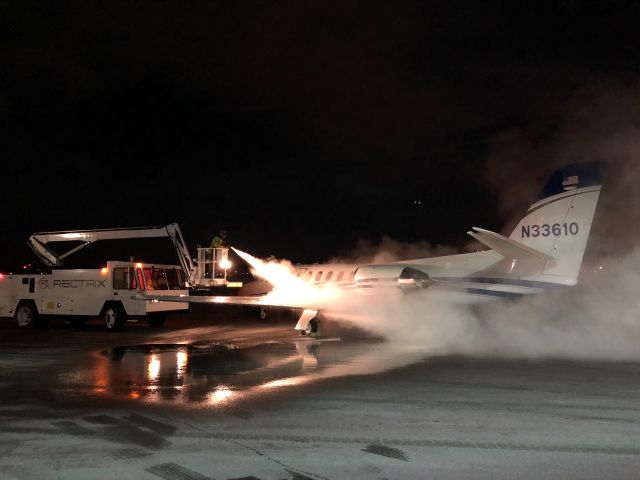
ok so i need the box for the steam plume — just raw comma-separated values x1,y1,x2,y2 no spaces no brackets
240,78,640,365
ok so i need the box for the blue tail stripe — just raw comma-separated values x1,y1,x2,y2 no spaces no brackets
537,161,606,201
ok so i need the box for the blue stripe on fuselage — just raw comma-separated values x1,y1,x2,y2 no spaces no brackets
432,276,566,290
465,288,524,298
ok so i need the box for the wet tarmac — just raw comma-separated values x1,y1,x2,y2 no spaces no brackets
1,306,640,479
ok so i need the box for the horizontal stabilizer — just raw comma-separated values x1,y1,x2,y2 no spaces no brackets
467,227,555,263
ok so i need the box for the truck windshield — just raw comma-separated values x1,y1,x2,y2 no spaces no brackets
143,267,184,290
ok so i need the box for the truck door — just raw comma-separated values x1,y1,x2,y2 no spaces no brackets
112,267,141,316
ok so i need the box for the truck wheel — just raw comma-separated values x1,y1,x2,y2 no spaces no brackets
15,302,38,329
104,304,125,332
302,317,319,336
148,313,166,327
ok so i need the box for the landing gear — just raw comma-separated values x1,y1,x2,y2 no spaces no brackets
302,317,319,336
295,309,321,337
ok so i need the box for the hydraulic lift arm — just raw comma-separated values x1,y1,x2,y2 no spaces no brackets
27,223,198,286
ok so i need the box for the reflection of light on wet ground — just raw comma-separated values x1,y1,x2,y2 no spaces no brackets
81,338,426,408
147,354,160,389
176,349,187,380
208,387,235,404
261,377,305,389
91,353,109,395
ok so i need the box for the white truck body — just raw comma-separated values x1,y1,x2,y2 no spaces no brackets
0,261,188,323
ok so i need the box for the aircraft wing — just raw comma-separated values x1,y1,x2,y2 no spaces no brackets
137,294,304,310
138,293,319,332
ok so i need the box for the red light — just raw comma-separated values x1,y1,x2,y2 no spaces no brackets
136,268,145,291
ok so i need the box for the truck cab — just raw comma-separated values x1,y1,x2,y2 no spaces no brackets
106,261,189,319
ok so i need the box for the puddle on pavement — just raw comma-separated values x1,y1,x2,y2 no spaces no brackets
74,338,426,408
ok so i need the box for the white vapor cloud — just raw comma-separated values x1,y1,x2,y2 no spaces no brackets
243,78,640,367
332,78,640,361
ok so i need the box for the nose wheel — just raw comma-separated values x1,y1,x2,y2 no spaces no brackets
302,317,319,336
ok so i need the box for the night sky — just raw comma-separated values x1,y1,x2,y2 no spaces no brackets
2,1,640,270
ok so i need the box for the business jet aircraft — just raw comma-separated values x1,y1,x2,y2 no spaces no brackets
148,161,605,335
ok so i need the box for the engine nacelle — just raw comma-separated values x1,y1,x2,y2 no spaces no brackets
354,265,431,290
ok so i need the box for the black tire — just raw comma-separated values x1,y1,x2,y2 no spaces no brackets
148,313,166,327
14,302,39,329
302,317,319,336
103,304,126,332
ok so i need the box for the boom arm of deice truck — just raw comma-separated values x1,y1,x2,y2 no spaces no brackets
27,223,198,286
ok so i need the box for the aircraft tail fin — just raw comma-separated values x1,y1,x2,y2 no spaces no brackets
500,161,605,285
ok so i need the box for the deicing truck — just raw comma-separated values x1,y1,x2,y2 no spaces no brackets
0,224,196,331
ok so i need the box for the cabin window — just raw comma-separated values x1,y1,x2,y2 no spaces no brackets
348,271,355,281
113,267,137,290
326,271,333,281
315,271,323,281
336,271,344,281
305,271,312,280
